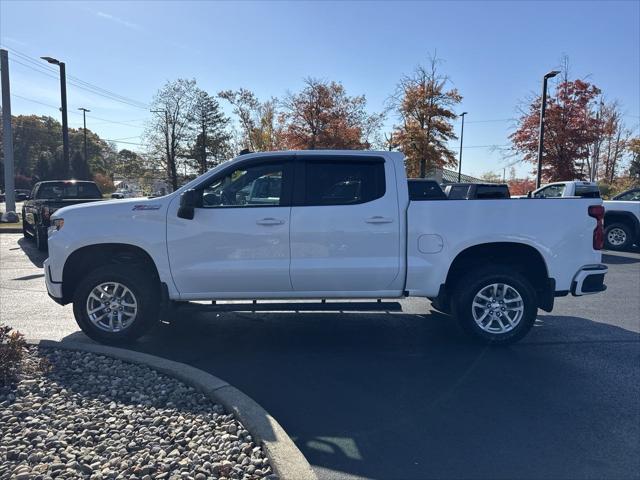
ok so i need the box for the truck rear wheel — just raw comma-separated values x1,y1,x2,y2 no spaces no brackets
72,265,160,344
451,266,538,345
604,222,632,251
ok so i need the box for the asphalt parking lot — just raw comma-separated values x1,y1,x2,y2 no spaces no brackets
1,233,639,480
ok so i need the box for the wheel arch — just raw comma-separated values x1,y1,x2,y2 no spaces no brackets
604,211,640,237
62,243,161,304
440,241,553,311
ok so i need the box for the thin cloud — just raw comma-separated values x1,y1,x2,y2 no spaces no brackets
96,11,142,31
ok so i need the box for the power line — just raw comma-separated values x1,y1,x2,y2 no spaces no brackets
3,46,150,110
104,139,146,146
6,47,150,109
10,93,147,129
11,93,81,115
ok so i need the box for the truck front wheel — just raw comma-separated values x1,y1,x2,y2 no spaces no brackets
72,265,160,344
35,226,48,251
451,267,538,345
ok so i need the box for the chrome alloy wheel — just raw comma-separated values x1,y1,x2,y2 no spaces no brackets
471,283,524,334
607,227,627,247
86,282,138,332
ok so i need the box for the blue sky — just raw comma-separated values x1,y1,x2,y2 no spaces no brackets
1,0,639,177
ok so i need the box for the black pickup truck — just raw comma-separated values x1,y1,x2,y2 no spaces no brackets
22,180,103,250
444,183,511,200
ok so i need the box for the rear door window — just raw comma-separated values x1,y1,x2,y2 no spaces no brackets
302,159,385,206
574,185,601,198
534,184,565,198
447,185,470,199
475,185,510,199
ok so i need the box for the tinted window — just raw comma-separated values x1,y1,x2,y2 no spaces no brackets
408,180,447,200
534,184,565,198
36,182,102,199
447,185,470,199
574,185,601,198
476,185,510,199
614,189,640,201
202,161,284,207
304,160,385,206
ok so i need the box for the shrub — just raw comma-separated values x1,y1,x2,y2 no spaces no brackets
0,324,26,387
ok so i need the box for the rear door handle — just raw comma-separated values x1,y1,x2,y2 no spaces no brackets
256,217,285,226
366,216,394,224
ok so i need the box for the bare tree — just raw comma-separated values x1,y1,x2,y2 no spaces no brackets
145,79,199,190
218,89,281,152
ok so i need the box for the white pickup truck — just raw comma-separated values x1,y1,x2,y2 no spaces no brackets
529,181,639,250
45,150,608,345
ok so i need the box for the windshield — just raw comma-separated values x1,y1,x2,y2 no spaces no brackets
614,189,640,201
36,182,102,200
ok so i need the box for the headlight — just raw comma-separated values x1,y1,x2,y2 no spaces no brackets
48,218,64,235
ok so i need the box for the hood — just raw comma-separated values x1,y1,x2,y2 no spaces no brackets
51,196,172,220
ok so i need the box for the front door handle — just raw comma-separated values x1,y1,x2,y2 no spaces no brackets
256,217,285,226
365,216,393,224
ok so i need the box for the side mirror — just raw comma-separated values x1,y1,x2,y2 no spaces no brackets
178,189,200,220
526,191,532,198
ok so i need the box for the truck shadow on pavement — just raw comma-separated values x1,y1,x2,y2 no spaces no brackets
17,236,46,268
61,311,640,480
602,252,640,264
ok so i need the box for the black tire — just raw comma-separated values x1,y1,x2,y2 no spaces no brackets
22,212,30,238
451,266,538,345
35,226,47,251
72,265,160,344
604,222,633,251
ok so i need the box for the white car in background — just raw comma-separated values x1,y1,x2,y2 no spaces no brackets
603,187,640,250
111,189,139,199
527,181,639,250
529,181,601,199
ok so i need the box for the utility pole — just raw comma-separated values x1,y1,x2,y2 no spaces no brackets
1,49,16,217
201,116,207,175
590,101,604,182
78,107,90,168
41,56,70,176
536,70,560,188
457,112,468,182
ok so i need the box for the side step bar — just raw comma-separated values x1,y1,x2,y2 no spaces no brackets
178,300,403,313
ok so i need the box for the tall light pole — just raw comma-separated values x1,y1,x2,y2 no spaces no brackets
457,112,468,182
78,108,90,167
536,70,560,188
1,49,16,217
41,56,70,177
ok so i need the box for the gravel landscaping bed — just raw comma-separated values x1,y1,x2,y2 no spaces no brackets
0,347,275,480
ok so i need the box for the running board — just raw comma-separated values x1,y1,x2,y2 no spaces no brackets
179,300,403,313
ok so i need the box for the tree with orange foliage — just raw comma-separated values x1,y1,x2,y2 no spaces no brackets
279,78,382,150
390,55,462,178
508,178,537,196
511,72,601,183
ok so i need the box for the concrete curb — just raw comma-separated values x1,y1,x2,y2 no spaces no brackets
27,339,317,480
